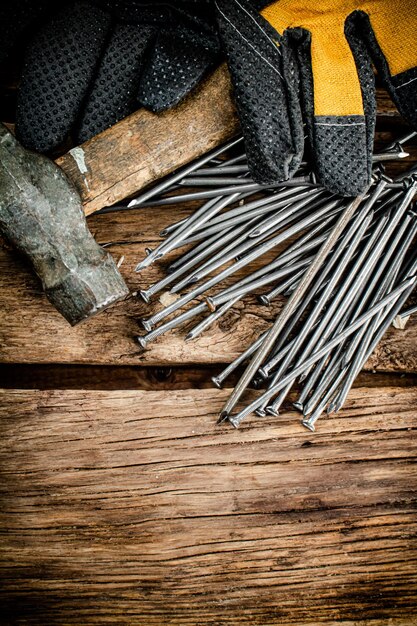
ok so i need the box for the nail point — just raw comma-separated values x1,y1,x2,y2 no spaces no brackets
217,411,230,425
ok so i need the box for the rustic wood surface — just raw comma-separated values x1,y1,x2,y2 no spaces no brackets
56,65,240,215
2,72,417,369
1,168,417,371
0,385,416,625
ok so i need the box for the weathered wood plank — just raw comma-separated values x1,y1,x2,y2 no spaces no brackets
1,196,417,370
0,386,416,625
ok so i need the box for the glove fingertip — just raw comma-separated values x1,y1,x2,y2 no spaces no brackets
246,141,302,185
313,116,371,197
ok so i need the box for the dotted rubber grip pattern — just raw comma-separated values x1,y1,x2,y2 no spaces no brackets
15,0,220,152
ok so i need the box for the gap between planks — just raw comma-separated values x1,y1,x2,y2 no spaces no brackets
0,363,416,391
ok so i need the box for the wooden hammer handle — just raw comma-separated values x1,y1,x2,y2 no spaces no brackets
56,65,240,216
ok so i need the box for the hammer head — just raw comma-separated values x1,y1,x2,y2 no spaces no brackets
0,124,129,325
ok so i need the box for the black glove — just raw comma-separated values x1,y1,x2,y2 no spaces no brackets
215,0,417,196
4,0,220,152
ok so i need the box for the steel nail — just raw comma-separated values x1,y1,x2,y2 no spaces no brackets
183,188,316,243
294,210,391,365
192,186,311,231
178,176,252,186
140,223,241,302
186,295,241,341
372,144,409,162
247,191,325,238
258,268,306,305
210,255,314,308
293,353,329,411
301,366,348,431
220,194,366,422
266,381,293,416
146,196,337,328
160,218,188,237
399,303,417,320
135,193,242,271
228,279,414,427
301,348,346,416
184,195,340,288
385,130,417,151
130,176,317,208
192,165,249,176
332,272,417,414
137,301,208,348
212,331,268,389
254,204,374,406
341,212,416,364
308,181,417,358
249,200,372,411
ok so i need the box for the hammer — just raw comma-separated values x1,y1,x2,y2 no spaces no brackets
0,68,235,325
0,123,129,326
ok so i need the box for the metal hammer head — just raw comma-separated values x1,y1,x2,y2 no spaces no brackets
0,124,129,325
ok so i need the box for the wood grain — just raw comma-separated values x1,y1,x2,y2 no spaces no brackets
56,65,240,216
0,385,416,625
1,193,417,371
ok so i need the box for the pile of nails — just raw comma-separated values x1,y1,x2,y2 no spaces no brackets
111,130,417,431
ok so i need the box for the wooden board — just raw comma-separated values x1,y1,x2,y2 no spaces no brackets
1,385,417,625
1,187,417,370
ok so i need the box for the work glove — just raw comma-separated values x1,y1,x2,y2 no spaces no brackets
3,0,220,153
215,0,417,196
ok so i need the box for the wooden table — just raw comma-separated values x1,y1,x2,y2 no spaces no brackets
1,84,417,624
